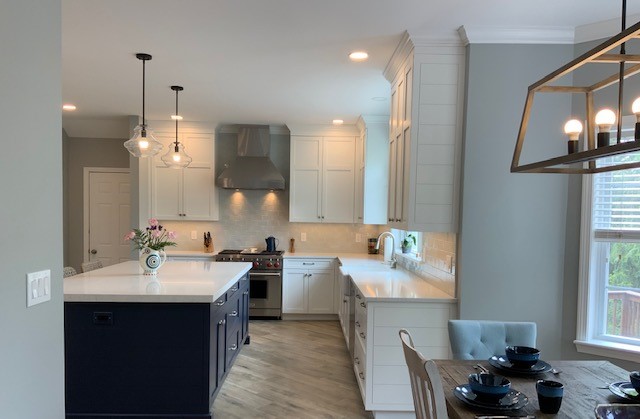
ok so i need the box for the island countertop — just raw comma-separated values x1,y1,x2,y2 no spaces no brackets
64,260,251,303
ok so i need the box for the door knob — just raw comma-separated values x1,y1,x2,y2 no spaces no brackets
90,249,97,254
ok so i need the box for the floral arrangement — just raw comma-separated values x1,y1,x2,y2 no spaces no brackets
124,218,177,251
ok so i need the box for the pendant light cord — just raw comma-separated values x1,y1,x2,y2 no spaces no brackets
617,0,627,143
175,88,179,152
142,58,146,129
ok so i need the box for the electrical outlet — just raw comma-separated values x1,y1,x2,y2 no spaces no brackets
355,233,362,243
191,230,197,240
27,269,51,307
301,232,307,242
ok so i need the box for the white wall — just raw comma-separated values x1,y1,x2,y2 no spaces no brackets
459,43,574,359
0,0,64,417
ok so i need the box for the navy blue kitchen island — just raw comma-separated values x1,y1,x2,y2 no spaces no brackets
64,261,251,419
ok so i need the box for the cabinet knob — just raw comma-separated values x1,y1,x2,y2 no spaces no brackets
218,319,225,325
360,332,366,339
216,300,225,306
228,344,237,351
321,216,325,219
243,291,249,295
359,372,365,380
229,310,238,317
354,357,360,365
360,302,366,308
230,287,238,292
355,321,360,328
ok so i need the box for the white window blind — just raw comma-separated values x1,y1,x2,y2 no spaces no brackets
593,133,640,239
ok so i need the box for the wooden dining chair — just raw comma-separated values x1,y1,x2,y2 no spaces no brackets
399,328,448,419
81,260,103,273
448,320,537,360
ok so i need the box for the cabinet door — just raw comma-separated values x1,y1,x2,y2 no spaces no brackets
307,270,335,314
215,313,226,387
153,167,182,219
354,132,365,223
290,136,322,222
322,137,355,223
183,167,217,220
282,270,307,313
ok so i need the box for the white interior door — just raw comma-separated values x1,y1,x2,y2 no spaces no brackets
87,171,131,266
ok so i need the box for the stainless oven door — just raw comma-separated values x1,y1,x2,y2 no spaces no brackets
248,271,282,312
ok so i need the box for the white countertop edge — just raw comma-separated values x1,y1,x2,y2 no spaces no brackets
64,261,250,303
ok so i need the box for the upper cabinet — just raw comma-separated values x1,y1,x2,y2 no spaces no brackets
147,121,219,221
384,34,465,232
355,116,389,225
288,125,357,223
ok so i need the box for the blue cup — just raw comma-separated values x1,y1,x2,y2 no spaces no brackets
536,380,563,414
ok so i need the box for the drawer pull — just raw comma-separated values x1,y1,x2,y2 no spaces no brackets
92,312,113,325
230,286,238,292
356,294,362,300
360,302,366,308
360,332,366,340
302,262,315,265
228,344,237,351
359,372,365,380
218,319,225,325
216,300,226,306
229,310,239,317
243,291,249,295
355,321,360,328
354,357,360,365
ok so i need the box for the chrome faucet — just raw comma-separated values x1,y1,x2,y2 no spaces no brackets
375,231,397,268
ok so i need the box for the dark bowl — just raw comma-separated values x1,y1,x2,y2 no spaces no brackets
505,345,540,368
468,373,511,401
631,371,640,392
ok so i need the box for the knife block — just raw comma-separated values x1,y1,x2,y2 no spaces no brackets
204,243,214,253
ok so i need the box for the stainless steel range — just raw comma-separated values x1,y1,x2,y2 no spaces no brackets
215,249,283,319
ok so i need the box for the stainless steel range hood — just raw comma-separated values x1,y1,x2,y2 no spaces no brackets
216,125,285,190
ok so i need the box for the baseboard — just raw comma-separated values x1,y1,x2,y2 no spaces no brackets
281,313,338,321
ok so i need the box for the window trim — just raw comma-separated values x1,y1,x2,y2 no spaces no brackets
575,115,640,362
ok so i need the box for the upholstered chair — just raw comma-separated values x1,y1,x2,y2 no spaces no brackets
448,320,537,360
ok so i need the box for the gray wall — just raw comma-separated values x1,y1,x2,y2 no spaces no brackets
63,136,130,272
0,1,64,417
459,44,574,359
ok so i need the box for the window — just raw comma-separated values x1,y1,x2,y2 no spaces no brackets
576,116,640,362
392,228,423,259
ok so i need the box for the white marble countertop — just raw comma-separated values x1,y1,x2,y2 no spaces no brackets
64,260,251,303
165,250,216,258
285,252,456,302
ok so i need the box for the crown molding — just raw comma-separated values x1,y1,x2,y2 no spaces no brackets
217,124,289,135
458,25,574,45
383,31,413,83
575,13,640,43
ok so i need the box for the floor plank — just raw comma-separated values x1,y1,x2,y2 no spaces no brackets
212,320,373,419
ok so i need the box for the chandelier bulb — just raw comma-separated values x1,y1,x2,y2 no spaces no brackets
595,109,616,132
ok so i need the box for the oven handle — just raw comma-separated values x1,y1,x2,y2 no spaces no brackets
249,272,282,277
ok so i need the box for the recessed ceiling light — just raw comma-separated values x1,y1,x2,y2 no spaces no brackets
371,97,386,102
349,51,368,62
62,104,76,111
333,119,344,125
171,115,183,120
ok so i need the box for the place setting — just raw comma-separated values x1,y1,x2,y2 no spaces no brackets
606,370,640,403
487,346,554,376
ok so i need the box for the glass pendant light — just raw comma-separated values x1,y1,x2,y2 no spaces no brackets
161,86,192,168
124,53,163,158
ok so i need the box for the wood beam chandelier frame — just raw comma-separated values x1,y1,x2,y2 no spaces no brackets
511,0,640,174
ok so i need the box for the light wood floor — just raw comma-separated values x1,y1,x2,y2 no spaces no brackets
212,320,373,419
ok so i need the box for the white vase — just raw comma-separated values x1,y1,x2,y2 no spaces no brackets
139,247,167,275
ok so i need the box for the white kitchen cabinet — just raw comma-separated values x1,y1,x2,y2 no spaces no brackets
282,258,336,314
355,116,389,225
384,34,464,232
350,277,455,415
150,124,219,221
288,125,358,223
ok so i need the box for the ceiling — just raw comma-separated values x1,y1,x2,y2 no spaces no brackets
62,0,640,131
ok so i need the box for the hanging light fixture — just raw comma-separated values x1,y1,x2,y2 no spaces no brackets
124,53,163,158
161,86,192,168
511,0,640,174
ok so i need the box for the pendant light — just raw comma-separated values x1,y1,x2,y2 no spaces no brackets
124,53,163,158
161,86,192,168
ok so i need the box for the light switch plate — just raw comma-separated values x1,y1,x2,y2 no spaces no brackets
27,269,51,307
355,233,362,243
191,230,197,240
301,232,307,242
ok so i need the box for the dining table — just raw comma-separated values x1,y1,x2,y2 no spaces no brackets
435,359,634,418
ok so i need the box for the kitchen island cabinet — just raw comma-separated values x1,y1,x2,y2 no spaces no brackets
64,261,250,419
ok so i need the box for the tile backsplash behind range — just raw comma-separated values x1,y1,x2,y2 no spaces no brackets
161,188,382,253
